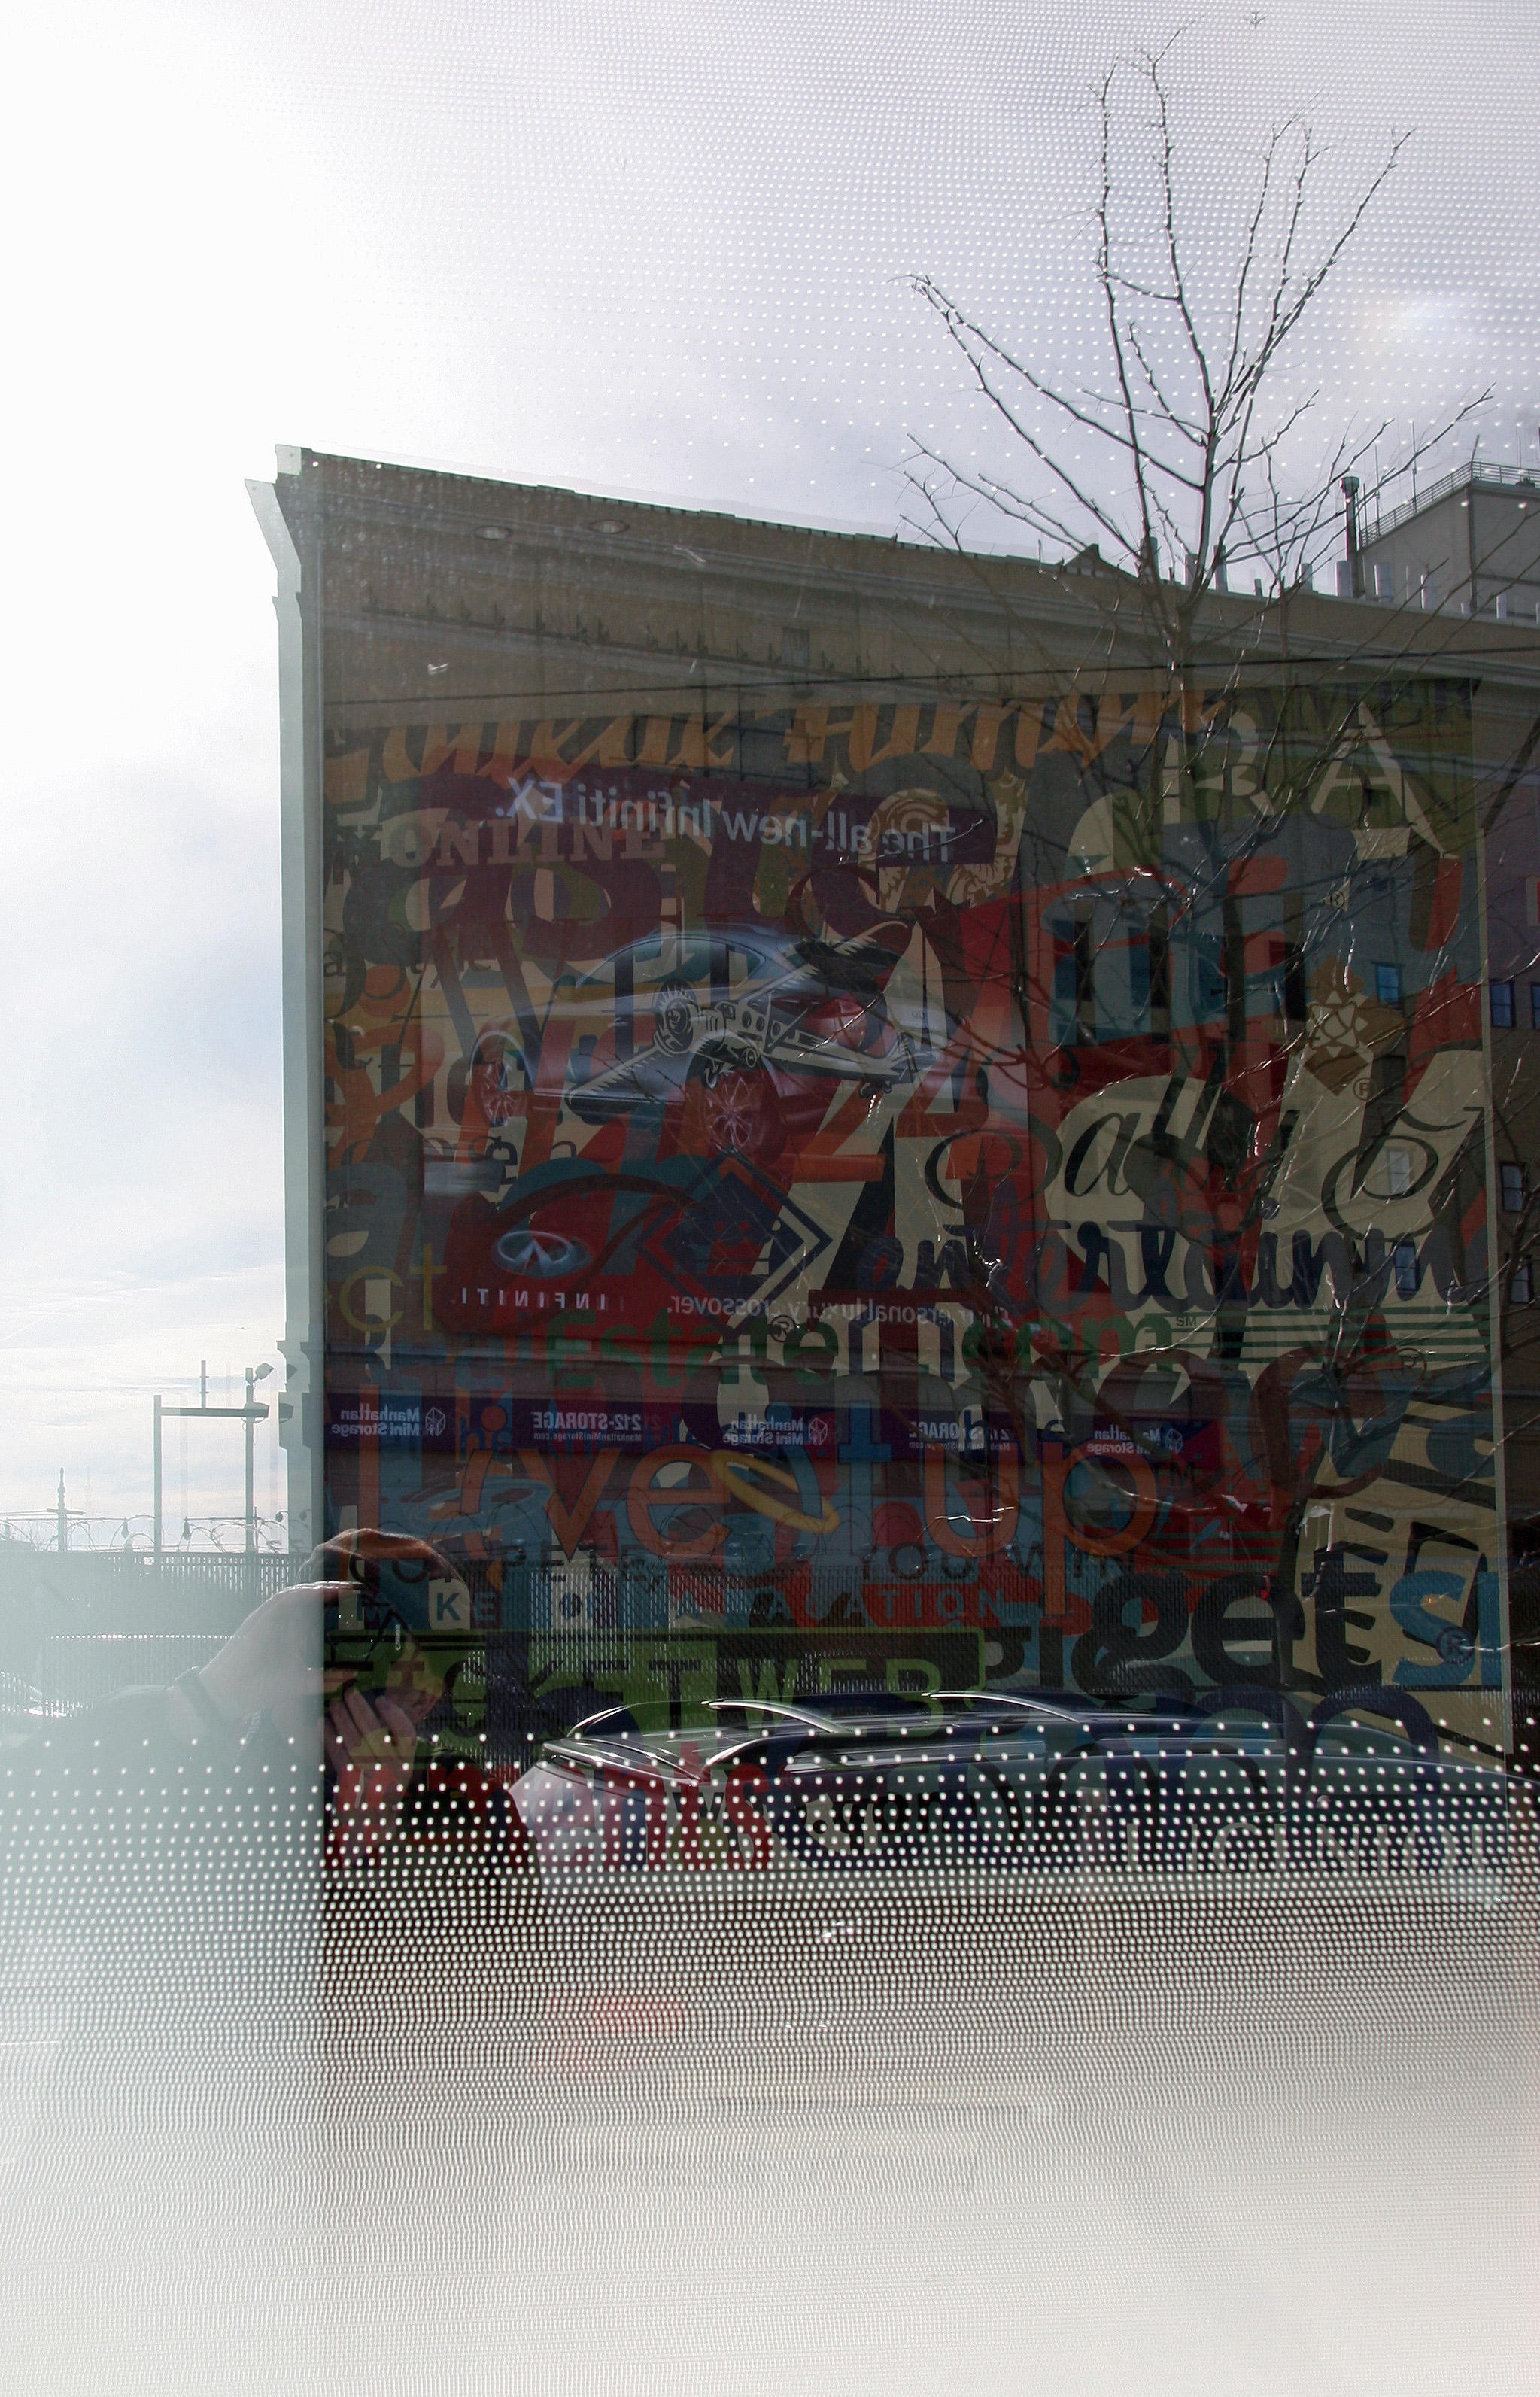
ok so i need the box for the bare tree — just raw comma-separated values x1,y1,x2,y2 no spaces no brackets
888,40,1516,1714
905,32,1484,653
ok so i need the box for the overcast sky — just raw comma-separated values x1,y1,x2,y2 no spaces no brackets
1,0,1535,1541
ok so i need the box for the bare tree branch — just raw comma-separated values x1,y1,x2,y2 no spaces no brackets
909,35,1455,633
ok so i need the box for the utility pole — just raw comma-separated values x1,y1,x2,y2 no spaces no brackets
153,1363,274,1597
245,1367,259,1563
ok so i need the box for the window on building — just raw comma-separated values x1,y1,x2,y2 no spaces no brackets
1282,894,1308,1025
1223,897,1247,1047
1072,913,1096,1044
1146,908,1171,1035
1514,1256,1534,1305
1529,982,1540,1030
1491,978,1516,1028
1393,1239,1420,1297
1374,963,1401,1006
1385,1145,1414,1198
1502,1161,1526,1213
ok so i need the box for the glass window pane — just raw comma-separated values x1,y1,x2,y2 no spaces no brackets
5,5,1535,2377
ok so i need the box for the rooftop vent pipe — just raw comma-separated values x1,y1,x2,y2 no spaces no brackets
1341,475,1365,598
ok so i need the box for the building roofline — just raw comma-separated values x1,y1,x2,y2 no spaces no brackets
269,447,1540,690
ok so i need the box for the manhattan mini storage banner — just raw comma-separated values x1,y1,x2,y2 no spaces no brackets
316,667,1506,1751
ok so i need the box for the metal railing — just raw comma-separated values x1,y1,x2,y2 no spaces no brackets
1373,461,1540,546
104,1551,303,1602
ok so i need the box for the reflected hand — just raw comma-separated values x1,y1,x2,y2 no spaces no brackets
324,1642,444,1856
184,1531,451,1745
325,1683,418,1832
186,1578,345,1742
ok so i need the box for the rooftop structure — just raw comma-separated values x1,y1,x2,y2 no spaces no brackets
1348,461,1540,623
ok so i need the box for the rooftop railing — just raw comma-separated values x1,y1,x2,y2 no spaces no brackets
1371,461,1540,546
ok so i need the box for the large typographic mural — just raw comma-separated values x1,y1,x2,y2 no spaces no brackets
320,682,1505,1751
